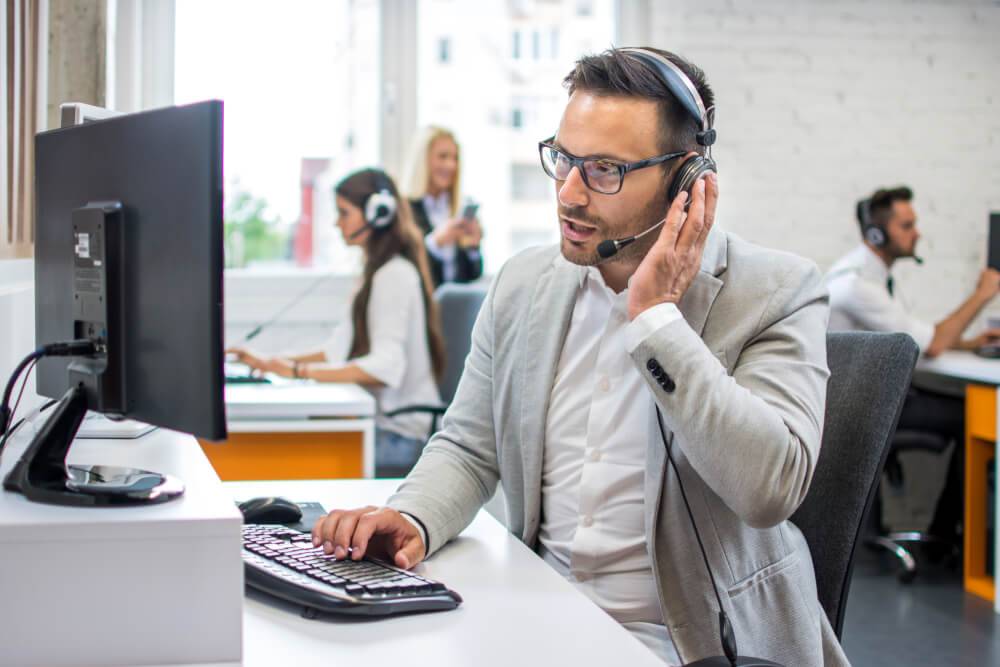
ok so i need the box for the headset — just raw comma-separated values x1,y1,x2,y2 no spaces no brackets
621,47,718,204
856,197,886,247
364,169,397,231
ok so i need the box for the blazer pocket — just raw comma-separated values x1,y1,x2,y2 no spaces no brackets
726,552,798,599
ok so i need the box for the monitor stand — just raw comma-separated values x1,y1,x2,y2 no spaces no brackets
2,385,184,506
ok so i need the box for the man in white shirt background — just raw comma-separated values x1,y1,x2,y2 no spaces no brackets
826,185,1000,549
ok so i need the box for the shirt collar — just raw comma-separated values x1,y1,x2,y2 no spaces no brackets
858,243,892,281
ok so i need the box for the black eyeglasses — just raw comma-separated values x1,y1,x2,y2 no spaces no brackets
537,137,685,195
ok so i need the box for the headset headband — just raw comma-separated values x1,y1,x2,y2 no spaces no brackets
620,47,716,148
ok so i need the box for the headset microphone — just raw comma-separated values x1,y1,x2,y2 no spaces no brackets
596,217,667,259
348,225,370,240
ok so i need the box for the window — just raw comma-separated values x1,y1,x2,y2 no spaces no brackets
511,164,549,201
416,0,616,272
174,0,379,270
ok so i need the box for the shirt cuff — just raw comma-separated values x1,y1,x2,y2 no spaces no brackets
424,233,457,261
400,512,428,552
625,302,683,353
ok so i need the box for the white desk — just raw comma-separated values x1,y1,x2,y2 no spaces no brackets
0,426,243,665
203,380,376,479
915,350,1000,611
188,479,662,667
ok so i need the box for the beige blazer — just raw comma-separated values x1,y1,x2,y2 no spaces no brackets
390,227,849,666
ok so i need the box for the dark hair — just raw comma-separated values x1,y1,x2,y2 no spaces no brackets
562,46,714,157
862,186,913,231
334,168,446,382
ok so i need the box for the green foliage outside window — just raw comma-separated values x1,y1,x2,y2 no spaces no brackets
224,191,289,268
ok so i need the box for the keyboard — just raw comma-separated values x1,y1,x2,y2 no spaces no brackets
225,373,271,384
975,344,1000,359
242,524,462,617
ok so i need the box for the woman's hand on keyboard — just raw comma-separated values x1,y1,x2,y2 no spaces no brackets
312,505,427,570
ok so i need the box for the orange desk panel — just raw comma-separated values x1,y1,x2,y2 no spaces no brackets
965,383,996,602
199,431,363,481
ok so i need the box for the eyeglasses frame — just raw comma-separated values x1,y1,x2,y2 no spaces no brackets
537,136,686,195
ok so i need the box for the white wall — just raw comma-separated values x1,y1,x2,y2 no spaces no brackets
628,0,1000,328
0,260,42,414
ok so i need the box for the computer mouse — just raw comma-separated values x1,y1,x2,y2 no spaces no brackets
238,496,303,524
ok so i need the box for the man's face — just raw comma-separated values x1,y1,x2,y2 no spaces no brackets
885,200,920,259
552,91,674,267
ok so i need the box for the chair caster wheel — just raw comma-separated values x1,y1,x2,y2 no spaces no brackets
898,569,917,584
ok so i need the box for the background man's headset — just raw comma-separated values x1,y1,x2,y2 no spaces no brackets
856,197,886,247
856,192,923,263
596,48,718,259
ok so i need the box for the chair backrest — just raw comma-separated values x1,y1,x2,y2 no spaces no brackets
790,331,918,638
434,282,488,404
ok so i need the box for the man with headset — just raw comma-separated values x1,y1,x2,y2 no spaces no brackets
826,186,1000,356
826,185,1000,548
315,47,845,665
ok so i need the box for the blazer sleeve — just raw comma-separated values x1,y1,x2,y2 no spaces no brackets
629,259,830,529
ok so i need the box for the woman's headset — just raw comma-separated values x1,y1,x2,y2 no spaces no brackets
620,47,718,204
364,169,397,230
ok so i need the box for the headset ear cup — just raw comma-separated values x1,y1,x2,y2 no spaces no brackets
668,155,717,209
864,225,887,247
364,189,397,229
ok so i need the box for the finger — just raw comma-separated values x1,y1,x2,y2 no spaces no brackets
700,172,719,243
350,510,388,561
654,189,689,251
311,514,327,547
315,510,343,553
393,533,427,570
675,177,707,254
333,509,371,560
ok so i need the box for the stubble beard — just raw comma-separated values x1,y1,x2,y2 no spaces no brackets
559,189,670,267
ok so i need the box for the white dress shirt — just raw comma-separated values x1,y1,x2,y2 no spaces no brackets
323,256,441,440
422,192,459,283
538,263,683,665
825,244,934,352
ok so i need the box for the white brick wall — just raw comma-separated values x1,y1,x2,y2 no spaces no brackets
634,0,1000,328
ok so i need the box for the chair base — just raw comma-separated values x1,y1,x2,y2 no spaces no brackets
865,531,950,583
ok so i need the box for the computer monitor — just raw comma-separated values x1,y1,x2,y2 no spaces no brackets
2,100,226,506
988,212,1000,271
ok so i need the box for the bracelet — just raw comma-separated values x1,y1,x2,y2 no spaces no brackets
292,361,300,379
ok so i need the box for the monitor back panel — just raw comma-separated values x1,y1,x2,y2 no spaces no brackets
34,101,226,440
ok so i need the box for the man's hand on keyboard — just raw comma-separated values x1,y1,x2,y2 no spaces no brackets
312,506,427,570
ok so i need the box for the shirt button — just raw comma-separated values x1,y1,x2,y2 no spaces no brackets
598,377,611,392
581,515,594,527
617,312,627,324
589,449,601,462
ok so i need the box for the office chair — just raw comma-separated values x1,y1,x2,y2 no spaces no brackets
790,331,919,639
867,427,955,582
381,282,488,476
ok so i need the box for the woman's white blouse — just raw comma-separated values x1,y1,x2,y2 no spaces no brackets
323,256,441,440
